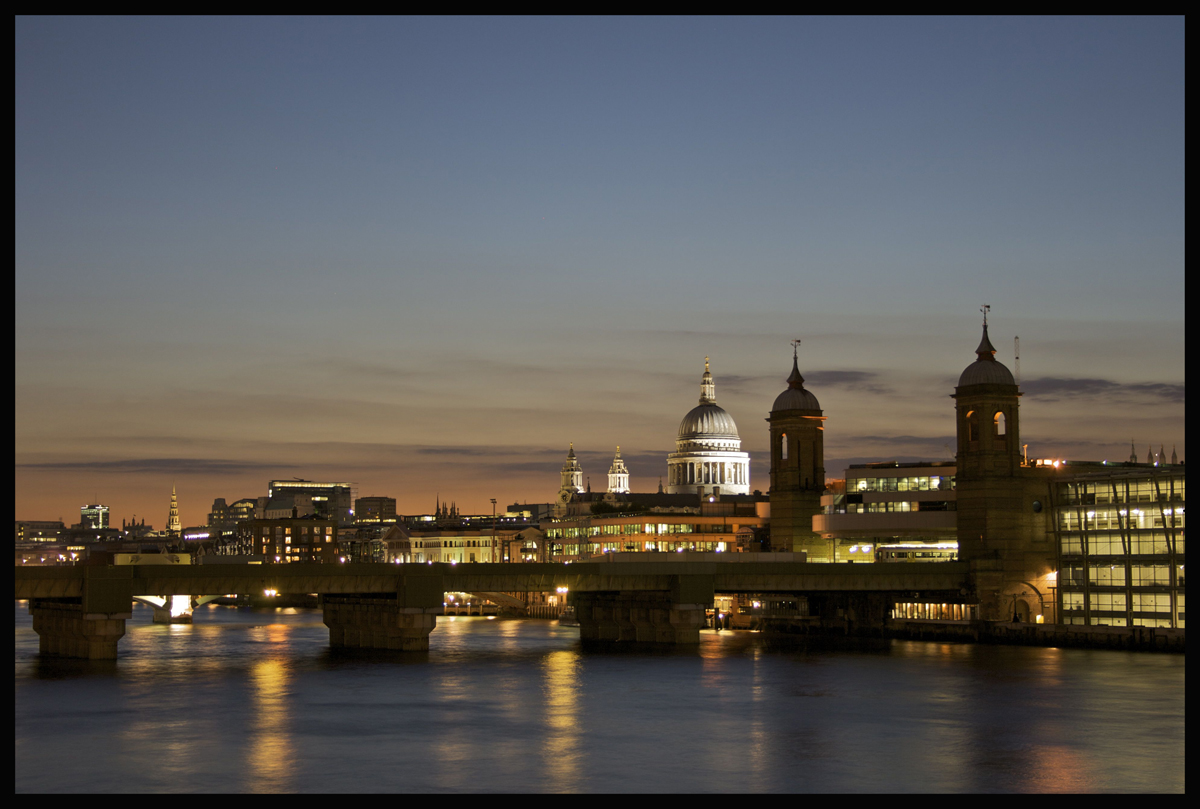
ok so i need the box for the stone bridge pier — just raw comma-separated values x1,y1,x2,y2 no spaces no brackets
570,575,713,645
321,574,445,652
28,568,135,660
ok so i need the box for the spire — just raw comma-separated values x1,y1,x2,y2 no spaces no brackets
658,476,664,494
699,357,716,404
167,484,181,535
1148,444,1154,465
1160,444,1166,466
974,304,997,361
568,442,576,459
788,339,805,389
1130,440,1138,464
1171,445,1178,465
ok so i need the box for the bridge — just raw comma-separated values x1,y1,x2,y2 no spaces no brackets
15,558,970,658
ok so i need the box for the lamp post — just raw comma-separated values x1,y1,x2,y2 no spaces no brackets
490,499,498,562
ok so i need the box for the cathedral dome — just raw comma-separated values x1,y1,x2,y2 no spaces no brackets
957,324,1016,387
667,358,751,495
678,403,741,440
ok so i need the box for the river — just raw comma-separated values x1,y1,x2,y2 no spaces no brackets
15,601,1185,792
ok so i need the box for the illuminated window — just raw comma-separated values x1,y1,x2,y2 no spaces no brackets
994,411,1006,437
966,411,979,442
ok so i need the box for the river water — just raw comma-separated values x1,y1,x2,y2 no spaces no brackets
15,601,1185,793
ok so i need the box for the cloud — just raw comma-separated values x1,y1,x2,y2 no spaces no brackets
1022,377,1184,404
16,458,293,475
805,370,892,394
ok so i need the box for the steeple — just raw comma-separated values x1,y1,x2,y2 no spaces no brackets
1160,444,1167,466
699,357,716,404
787,339,805,389
1148,444,1154,465
1171,445,1178,465
1129,440,1138,464
975,304,997,361
607,445,630,494
167,485,181,535
559,443,584,502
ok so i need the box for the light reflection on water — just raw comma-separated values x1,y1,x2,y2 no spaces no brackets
15,602,1185,793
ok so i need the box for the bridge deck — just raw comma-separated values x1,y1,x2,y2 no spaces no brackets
16,561,969,600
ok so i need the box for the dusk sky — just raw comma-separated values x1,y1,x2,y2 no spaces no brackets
16,17,1184,528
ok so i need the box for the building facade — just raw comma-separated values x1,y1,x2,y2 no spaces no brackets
814,462,958,562
1051,464,1185,629
267,479,354,524
80,504,109,530
249,515,339,563
355,496,397,523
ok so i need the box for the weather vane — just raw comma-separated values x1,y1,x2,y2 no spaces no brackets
791,338,801,359
981,304,990,326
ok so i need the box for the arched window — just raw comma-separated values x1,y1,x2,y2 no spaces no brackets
994,411,1006,437
781,433,788,460
966,410,979,442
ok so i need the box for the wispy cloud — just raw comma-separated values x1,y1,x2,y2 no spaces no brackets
1022,377,1184,404
805,370,891,394
16,458,294,475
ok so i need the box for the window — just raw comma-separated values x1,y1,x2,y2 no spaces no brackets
994,411,1006,436
966,411,979,442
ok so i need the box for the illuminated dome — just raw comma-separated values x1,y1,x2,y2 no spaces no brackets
678,403,740,440
666,359,751,495
958,325,1016,387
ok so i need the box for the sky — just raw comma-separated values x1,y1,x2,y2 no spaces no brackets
15,16,1185,527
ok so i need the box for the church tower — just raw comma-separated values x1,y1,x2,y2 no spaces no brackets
167,485,181,536
767,341,829,558
953,308,1054,619
953,312,1022,481
558,443,584,506
607,446,630,494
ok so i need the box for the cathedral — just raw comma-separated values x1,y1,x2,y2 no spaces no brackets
666,358,751,496
557,359,756,509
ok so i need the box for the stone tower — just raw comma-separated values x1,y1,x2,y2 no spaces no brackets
953,310,1054,619
607,446,630,494
767,342,829,558
167,484,181,536
558,443,584,506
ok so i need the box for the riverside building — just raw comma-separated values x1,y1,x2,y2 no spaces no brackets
1051,463,1185,629
814,462,958,563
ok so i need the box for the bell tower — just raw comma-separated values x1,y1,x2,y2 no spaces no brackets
954,307,1022,480
607,446,630,494
767,341,829,558
558,443,584,506
953,307,1055,620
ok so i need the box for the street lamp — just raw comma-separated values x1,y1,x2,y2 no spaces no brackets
490,499,498,562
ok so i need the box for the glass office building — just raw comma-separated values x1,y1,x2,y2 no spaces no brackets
1051,464,1184,628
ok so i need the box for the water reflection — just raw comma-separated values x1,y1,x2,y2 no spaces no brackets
15,604,1185,793
541,649,581,791
247,657,292,791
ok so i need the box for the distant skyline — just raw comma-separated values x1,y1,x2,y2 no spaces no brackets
16,17,1184,526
